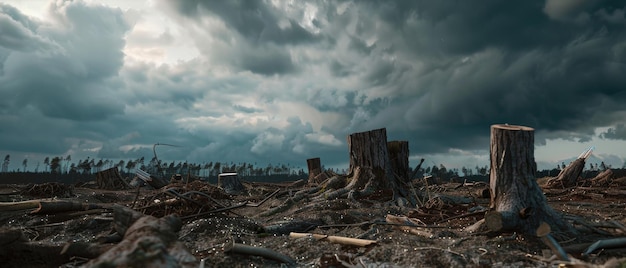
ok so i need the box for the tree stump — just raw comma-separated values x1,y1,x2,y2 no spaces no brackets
486,124,573,235
546,147,593,188
345,128,415,204
307,157,322,182
96,167,130,190
388,141,410,183
546,158,586,188
218,173,245,195
348,128,395,190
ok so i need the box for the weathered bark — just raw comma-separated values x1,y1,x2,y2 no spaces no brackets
218,173,245,195
487,124,573,235
347,129,395,193
307,157,322,181
345,128,416,205
546,158,586,188
388,141,410,183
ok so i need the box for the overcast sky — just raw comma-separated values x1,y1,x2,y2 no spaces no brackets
1,0,625,172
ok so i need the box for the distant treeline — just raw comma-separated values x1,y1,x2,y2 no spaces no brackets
1,153,624,185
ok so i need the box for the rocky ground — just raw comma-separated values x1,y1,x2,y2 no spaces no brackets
1,178,626,267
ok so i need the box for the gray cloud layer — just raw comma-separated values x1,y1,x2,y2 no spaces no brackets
1,0,625,170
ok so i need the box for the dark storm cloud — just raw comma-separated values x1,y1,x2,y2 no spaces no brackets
167,1,319,45
601,124,626,140
158,0,327,75
0,1,130,121
319,0,626,155
238,45,296,75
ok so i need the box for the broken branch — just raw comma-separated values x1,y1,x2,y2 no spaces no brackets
289,232,377,247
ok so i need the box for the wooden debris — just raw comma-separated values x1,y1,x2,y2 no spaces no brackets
31,200,102,214
289,232,377,247
225,241,296,265
84,207,197,268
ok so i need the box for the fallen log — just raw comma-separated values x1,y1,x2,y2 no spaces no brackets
32,200,102,214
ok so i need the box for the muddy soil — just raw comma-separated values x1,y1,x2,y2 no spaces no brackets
1,180,625,267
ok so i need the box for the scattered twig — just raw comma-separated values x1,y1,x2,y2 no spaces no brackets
289,232,377,247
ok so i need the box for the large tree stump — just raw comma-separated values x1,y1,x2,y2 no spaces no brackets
307,157,322,181
348,128,395,189
486,124,573,235
345,128,416,204
388,141,410,183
